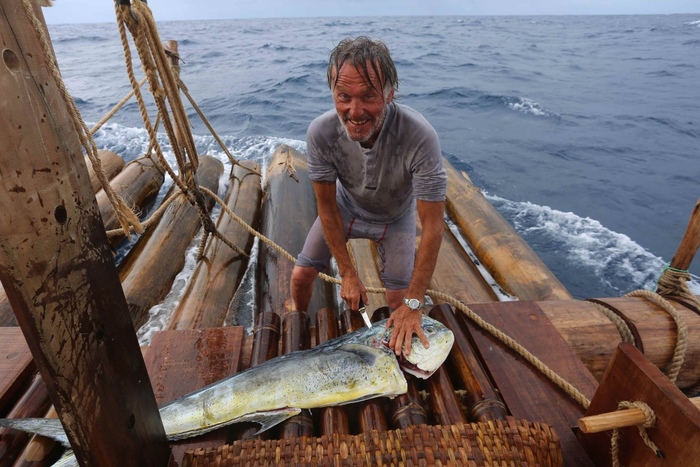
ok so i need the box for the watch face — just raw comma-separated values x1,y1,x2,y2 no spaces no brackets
405,298,421,310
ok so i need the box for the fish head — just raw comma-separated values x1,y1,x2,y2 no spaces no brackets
397,315,454,379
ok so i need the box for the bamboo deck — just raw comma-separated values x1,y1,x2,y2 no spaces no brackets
1,145,699,466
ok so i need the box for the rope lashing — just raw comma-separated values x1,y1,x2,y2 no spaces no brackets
611,401,663,466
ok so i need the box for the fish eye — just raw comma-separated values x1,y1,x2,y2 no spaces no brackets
423,325,435,334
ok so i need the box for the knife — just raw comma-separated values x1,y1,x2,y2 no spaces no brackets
358,298,372,328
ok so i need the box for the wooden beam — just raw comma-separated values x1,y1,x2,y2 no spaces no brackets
0,2,170,465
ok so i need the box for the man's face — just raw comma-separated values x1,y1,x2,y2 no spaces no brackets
332,61,394,147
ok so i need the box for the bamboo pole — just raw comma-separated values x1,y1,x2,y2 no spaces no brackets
279,311,315,438
256,145,336,320
96,156,165,248
578,396,700,433
168,160,262,330
430,305,508,422
0,375,51,464
443,158,571,301
315,308,350,436
236,312,281,441
0,1,170,464
86,149,125,193
117,155,223,329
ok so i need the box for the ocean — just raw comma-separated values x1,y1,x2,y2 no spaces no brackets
46,14,700,324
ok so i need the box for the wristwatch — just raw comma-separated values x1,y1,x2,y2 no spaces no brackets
403,297,423,311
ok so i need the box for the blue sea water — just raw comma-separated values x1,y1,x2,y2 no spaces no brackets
46,14,700,303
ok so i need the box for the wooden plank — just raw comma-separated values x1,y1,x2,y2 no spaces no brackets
459,301,598,466
144,327,244,465
0,328,34,415
578,343,700,466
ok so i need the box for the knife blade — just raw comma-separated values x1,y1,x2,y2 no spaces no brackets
358,298,372,328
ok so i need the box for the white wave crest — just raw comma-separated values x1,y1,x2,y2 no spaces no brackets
484,193,700,295
508,97,559,118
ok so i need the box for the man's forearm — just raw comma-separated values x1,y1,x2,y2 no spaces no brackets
407,200,445,300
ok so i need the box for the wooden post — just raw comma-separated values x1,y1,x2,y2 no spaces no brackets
669,199,700,271
0,2,171,465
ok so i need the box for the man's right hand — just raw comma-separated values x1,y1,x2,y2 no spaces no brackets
340,272,368,312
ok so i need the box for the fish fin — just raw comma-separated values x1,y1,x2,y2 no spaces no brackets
250,407,302,435
166,407,302,441
0,418,70,446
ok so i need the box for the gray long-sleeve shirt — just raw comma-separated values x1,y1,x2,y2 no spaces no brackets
306,102,447,224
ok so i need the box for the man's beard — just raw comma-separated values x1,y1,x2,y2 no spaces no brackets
338,104,388,145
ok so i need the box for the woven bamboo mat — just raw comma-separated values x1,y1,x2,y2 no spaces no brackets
182,417,562,466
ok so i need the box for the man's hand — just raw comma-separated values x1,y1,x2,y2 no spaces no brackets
386,305,429,356
340,273,367,312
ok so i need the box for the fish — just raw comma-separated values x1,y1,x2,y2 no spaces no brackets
0,314,454,464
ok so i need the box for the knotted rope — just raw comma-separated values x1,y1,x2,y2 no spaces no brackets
611,401,663,466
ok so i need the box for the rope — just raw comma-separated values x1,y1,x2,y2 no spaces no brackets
176,76,260,177
657,263,700,310
89,76,148,135
611,401,663,466
625,289,688,383
588,300,636,345
21,0,144,237
427,289,592,410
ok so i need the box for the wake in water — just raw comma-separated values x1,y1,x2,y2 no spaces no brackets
486,193,700,298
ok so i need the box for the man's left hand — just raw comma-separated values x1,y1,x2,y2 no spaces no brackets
386,305,430,357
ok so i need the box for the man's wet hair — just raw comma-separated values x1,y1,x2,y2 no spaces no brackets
327,36,399,98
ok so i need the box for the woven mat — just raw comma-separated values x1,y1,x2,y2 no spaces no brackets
182,417,562,466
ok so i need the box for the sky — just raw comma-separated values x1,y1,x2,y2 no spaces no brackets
43,0,699,25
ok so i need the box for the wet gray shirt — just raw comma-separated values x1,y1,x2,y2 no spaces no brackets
306,102,447,224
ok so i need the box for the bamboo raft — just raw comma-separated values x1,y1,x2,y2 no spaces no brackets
1,2,699,466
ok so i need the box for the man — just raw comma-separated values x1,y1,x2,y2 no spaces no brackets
290,36,447,357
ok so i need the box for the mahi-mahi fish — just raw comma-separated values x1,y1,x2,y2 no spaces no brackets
0,315,454,466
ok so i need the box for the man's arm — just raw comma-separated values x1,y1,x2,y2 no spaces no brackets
312,181,367,310
387,199,445,355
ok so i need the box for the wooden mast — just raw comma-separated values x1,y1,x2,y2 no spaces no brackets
0,1,171,465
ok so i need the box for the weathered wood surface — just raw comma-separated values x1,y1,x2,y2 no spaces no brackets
443,158,571,301
118,155,223,330
96,155,165,247
669,199,700,271
256,145,336,319
538,299,622,382
169,160,262,330
578,343,700,466
86,149,125,193
591,296,700,389
347,239,388,316
0,328,34,417
459,301,598,466
144,327,244,465
0,2,170,464
427,221,500,304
